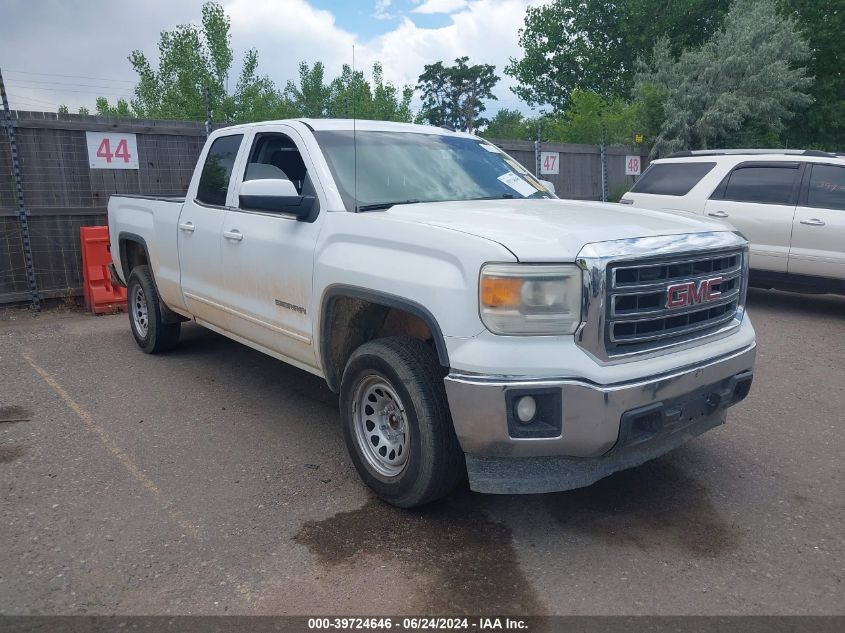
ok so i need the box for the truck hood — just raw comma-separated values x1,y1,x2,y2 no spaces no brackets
385,198,732,261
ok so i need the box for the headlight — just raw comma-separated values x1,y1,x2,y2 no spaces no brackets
479,264,583,335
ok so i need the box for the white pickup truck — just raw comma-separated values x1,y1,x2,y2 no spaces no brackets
108,119,756,508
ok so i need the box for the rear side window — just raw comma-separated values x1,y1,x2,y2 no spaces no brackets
721,165,798,205
807,164,845,210
629,162,716,196
196,134,243,206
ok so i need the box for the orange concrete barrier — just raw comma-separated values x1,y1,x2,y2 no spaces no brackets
80,226,127,314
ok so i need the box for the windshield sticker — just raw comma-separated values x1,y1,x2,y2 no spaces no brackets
497,171,537,197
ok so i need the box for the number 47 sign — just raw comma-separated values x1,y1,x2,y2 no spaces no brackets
86,132,139,169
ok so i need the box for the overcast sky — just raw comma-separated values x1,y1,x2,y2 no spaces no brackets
0,0,544,115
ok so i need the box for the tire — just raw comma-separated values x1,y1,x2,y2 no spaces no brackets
127,265,181,354
339,336,465,508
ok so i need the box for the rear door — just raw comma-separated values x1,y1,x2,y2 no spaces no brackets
789,162,845,280
216,125,326,368
177,132,244,324
703,162,801,272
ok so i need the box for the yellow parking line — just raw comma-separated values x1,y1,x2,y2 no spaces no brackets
22,351,200,538
22,351,259,608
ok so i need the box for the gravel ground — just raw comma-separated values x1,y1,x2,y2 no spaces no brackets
1,288,843,615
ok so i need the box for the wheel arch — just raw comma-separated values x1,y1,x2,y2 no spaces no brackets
117,232,151,282
319,284,450,392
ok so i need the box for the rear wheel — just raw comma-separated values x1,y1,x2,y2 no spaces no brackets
340,336,464,508
127,265,180,353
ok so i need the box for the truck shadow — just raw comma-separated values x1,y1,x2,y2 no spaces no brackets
746,287,845,318
534,456,741,558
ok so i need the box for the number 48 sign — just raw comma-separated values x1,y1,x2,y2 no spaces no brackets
86,132,139,169
625,155,641,176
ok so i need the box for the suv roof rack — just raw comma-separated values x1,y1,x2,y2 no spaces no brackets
666,149,840,159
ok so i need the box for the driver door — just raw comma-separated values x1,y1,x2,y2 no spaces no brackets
216,125,326,369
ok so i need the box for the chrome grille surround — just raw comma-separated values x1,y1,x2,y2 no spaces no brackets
575,232,749,362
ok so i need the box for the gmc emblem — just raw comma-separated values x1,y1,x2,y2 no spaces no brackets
666,276,722,309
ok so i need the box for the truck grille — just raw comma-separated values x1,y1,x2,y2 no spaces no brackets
605,249,744,353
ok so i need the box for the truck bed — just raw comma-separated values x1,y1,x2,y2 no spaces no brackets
111,194,186,203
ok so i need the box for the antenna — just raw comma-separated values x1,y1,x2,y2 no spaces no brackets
352,44,358,212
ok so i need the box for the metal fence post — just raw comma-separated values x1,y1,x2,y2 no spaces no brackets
600,125,608,203
0,67,41,310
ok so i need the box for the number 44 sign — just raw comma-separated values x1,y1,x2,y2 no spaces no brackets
86,132,139,169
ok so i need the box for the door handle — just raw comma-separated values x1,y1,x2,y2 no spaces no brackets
708,211,729,218
178,221,195,233
223,229,243,241
800,218,825,226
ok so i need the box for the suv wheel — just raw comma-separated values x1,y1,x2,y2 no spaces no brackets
340,336,464,508
127,265,181,353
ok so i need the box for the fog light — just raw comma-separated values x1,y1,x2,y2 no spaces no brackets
515,395,537,424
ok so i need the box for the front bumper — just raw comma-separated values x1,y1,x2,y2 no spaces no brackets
443,343,756,494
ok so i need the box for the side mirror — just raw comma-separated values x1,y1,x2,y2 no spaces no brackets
239,178,318,222
539,179,556,194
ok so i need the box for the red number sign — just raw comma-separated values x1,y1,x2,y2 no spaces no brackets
87,132,139,169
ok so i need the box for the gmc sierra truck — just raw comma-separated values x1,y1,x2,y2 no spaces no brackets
108,119,756,508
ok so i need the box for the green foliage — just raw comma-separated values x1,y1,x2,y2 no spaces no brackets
285,62,331,118
120,1,235,120
77,106,90,116
417,57,499,132
636,0,812,156
96,3,414,124
229,49,298,124
95,97,131,117
506,0,730,109
779,0,845,150
543,89,640,145
57,104,68,115
481,109,534,140
325,62,413,122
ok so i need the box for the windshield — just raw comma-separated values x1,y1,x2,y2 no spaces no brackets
314,130,553,211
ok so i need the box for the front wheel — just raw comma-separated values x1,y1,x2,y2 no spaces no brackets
339,336,465,508
127,265,180,354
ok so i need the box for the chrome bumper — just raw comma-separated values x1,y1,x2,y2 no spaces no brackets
443,343,756,493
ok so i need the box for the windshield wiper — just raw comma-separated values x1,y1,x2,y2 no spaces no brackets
357,199,421,212
471,193,516,200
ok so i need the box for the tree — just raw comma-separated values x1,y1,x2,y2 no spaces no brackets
95,97,132,117
369,63,413,122
779,0,845,150
481,109,533,140
543,89,639,145
284,62,332,119
417,57,499,132
98,1,282,123
77,106,90,116
230,49,298,123
57,104,68,115
636,0,812,156
505,0,731,109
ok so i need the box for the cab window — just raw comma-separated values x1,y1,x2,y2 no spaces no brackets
243,132,313,196
196,134,243,206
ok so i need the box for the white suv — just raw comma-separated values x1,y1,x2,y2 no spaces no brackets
622,150,845,295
